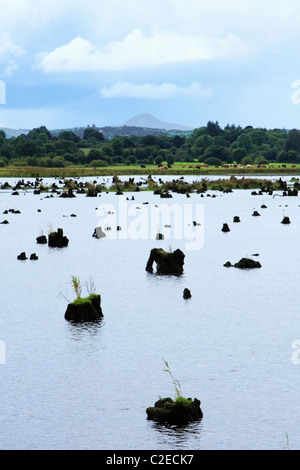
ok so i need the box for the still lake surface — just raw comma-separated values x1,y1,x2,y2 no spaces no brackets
1,174,300,450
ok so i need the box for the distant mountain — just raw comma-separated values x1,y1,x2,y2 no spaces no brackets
1,114,194,140
124,114,194,131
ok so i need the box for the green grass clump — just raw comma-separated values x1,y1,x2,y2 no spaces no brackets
175,396,193,406
72,293,98,305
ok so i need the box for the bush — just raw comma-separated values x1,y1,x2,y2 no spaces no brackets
204,156,223,166
52,156,67,167
241,156,253,165
0,158,7,167
89,159,108,167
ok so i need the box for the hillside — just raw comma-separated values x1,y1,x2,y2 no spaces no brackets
1,114,194,140
0,127,29,138
124,113,194,131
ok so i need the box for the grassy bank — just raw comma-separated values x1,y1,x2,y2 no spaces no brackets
1,163,300,178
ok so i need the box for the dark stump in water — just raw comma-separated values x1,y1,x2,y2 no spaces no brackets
234,258,262,269
60,188,76,198
17,252,27,260
281,216,291,224
48,228,69,248
65,294,103,322
183,288,192,299
36,235,47,244
146,248,185,276
146,397,203,426
222,223,230,232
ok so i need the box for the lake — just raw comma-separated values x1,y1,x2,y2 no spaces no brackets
0,174,299,450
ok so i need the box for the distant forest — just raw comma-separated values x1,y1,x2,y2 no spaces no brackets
0,121,299,168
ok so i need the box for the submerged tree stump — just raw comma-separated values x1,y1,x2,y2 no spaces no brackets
281,216,291,224
146,248,185,275
48,228,69,248
36,235,47,244
146,397,203,426
183,288,192,299
64,294,103,322
224,257,262,269
222,223,230,232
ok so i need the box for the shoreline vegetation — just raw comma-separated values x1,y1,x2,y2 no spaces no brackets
0,171,297,195
1,162,300,179
2,122,300,179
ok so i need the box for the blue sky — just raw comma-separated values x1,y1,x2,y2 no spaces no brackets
0,0,300,131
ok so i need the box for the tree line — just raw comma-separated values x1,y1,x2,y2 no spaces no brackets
0,121,300,168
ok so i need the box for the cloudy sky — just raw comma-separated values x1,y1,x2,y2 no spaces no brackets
0,0,300,131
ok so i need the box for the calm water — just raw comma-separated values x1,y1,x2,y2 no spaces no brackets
1,175,300,450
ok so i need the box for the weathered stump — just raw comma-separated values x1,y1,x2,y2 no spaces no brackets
65,294,103,322
222,223,230,232
146,397,203,426
183,288,192,299
146,248,185,276
36,235,47,244
48,228,69,248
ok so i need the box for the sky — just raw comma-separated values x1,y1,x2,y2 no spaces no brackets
1,0,300,131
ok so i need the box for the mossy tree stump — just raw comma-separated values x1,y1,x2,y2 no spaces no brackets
146,248,185,276
146,397,203,426
65,294,103,322
224,257,262,269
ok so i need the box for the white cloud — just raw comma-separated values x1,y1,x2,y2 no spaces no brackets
100,81,213,99
37,29,249,73
0,34,25,77
0,34,25,60
3,61,19,77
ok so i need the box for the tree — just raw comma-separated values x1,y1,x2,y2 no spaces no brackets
155,155,163,165
58,130,80,143
54,139,78,155
204,156,223,166
236,134,253,153
204,145,230,162
232,148,247,163
16,139,37,157
83,127,104,141
111,137,124,156
194,134,213,150
142,135,157,146
52,156,67,167
87,149,103,163
89,159,108,167
241,156,253,165
285,129,300,153
172,135,186,148
206,121,222,137
27,126,52,140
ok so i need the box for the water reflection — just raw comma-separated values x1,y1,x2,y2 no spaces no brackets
149,419,203,450
66,318,104,341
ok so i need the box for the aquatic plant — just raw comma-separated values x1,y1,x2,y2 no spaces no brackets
71,275,82,299
284,432,290,450
162,359,182,399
